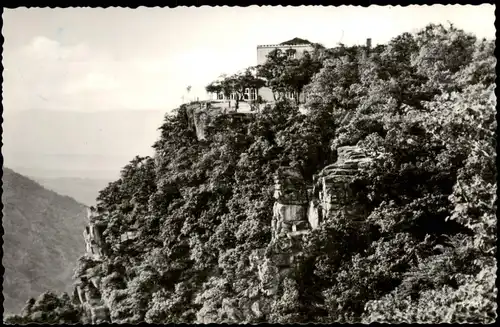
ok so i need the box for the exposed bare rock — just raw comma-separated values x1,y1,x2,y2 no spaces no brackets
185,102,221,141
272,166,310,241
246,147,373,319
308,198,321,229
221,298,244,322
83,208,108,260
314,145,372,223
249,166,312,311
273,166,308,205
71,141,372,324
73,208,112,323
184,101,252,141
251,300,263,318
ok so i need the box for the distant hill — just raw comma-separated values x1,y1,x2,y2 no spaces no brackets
33,177,112,206
2,168,88,314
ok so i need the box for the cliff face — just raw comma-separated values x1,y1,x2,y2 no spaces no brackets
8,24,494,324
184,101,253,141
71,209,110,324
67,100,371,324
71,206,142,324
70,144,371,324
315,146,372,221
239,145,372,321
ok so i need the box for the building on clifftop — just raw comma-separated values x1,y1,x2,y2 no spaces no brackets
256,38,315,103
208,37,372,108
209,37,315,105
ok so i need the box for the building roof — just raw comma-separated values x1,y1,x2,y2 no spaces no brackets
280,37,312,45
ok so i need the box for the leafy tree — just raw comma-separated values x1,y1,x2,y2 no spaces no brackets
257,49,322,103
206,69,265,110
363,262,497,323
206,76,233,102
4,292,83,324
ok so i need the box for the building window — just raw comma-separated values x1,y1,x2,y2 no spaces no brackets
217,93,224,100
286,49,297,59
250,88,257,101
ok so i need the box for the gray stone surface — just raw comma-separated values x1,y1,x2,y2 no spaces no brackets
185,102,252,141
73,207,111,323
314,145,372,220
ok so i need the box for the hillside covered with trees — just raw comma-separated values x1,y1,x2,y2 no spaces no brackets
5,24,496,324
2,168,87,315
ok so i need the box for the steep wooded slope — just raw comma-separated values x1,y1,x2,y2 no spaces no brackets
2,168,88,314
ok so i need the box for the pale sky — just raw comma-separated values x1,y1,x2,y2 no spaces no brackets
2,5,496,113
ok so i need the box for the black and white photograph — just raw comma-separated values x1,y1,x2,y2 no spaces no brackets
1,4,497,324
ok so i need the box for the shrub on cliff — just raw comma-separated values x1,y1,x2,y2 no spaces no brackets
4,292,83,324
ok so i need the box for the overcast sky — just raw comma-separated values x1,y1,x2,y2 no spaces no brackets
3,5,496,113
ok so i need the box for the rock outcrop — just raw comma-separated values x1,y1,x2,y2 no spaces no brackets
245,166,311,320
314,145,372,223
185,102,220,140
184,101,253,141
72,208,111,324
247,146,372,320
83,220,107,260
272,166,310,240
73,207,144,323
230,166,307,322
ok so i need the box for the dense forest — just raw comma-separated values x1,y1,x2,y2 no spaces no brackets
5,24,496,324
